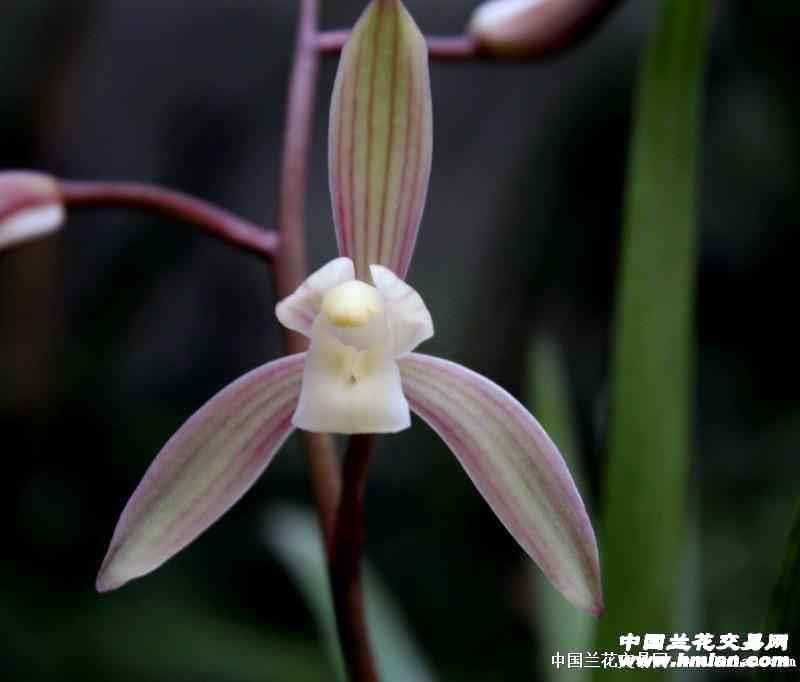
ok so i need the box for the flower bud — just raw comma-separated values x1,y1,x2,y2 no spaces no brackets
0,171,64,250
468,0,617,58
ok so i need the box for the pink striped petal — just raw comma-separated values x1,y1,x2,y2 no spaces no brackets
399,353,603,616
96,353,306,591
329,0,432,281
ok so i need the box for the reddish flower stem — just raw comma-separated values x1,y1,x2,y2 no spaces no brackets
331,434,378,682
317,0,622,62
273,0,344,555
317,30,484,60
54,3,377,677
59,180,279,260
275,3,377,680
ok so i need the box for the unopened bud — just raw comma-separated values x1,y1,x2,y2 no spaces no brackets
468,0,617,58
0,171,64,250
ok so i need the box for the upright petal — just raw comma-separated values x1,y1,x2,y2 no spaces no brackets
370,264,433,356
399,353,603,616
276,257,355,337
97,353,306,591
329,0,432,281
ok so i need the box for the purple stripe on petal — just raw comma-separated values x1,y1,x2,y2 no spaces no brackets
392,56,418,276
396,40,432,279
96,353,306,592
376,9,401,271
362,1,383,278
399,352,603,616
328,0,432,280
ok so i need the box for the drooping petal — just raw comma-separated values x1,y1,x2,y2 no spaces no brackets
96,353,306,592
0,171,64,250
370,264,433,356
329,0,433,281
399,353,603,616
293,320,410,434
276,257,355,337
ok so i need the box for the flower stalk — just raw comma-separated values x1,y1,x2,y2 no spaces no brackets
331,434,379,682
317,31,483,60
276,1,378,676
59,180,279,259
273,0,344,557
316,0,621,61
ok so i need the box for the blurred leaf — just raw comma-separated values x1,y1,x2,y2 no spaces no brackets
594,0,710,676
528,338,586,493
675,495,703,682
759,501,800,682
79,602,332,682
528,338,594,681
264,504,438,682
0,571,332,682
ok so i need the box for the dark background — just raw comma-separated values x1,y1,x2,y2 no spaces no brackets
2,1,799,679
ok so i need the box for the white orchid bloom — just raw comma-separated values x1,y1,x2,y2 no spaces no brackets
276,258,432,434
97,0,603,617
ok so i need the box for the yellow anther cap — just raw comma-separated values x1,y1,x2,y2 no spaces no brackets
321,280,383,328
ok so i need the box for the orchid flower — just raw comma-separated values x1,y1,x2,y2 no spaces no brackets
97,0,603,616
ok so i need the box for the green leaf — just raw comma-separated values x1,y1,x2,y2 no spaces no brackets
594,0,710,676
0,577,333,682
528,338,595,681
759,501,800,682
264,504,439,682
77,603,332,682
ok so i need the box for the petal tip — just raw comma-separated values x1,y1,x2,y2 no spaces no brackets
95,551,129,593
549,571,604,618
589,600,605,619
566,562,604,617
95,573,119,593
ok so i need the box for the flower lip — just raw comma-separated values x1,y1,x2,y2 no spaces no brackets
275,257,434,434
321,280,383,328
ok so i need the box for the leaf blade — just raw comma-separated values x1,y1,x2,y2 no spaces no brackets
594,0,711,671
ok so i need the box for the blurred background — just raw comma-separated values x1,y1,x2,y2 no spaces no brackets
1,0,799,680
